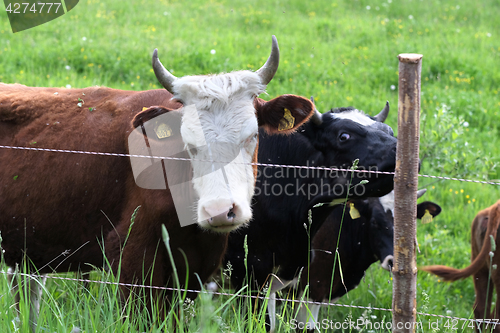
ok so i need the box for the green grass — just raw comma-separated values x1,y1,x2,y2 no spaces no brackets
1,0,500,331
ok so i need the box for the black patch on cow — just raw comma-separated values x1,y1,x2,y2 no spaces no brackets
330,106,357,113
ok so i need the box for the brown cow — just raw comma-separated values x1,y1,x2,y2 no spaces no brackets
421,200,500,332
0,36,315,330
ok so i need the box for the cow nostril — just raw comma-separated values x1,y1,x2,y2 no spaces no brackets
388,259,394,269
227,208,236,220
204,204,236,226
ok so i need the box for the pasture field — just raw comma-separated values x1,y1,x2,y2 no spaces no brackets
1,0,500,331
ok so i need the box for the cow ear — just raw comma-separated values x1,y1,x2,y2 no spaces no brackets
416,201,442,219
490,202,500,222
132,106,174,128
254,94,314,134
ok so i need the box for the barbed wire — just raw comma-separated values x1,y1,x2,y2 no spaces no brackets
1,270,498,327
1,144,499,186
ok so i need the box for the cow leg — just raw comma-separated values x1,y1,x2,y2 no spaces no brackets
268,292,277,333
7,267,46,333
492,267,500,333
295,298,321,333
495,288,500,333
267,277,298,332
473,267,493,332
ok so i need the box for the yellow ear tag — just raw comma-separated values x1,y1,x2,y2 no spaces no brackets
421,209,433,224
349,203,361,219
278,108,295,131
142,107,148,111
155,123,173,139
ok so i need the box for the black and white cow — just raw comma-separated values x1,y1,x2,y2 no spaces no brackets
290,190,442,332
224,103,397,328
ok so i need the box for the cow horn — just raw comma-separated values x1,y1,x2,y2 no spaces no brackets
309,96,323,126
374,101,390,123
152,48,177,94
417,188,427,198
256,35,280,85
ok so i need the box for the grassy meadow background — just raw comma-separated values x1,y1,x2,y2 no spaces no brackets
1,0,500,331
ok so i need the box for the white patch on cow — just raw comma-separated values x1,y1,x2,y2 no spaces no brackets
379,190,395,217
331,109,376,127
268,276,299,332
269,292,277,333
171,71,264,230
206,281,218,292
269,276,298,293
296,297,324,332
381,254,394,271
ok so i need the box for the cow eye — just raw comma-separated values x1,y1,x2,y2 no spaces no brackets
339,133,350,142
245,133,258,146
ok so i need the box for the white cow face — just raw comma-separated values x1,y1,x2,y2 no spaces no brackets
174,72,263,231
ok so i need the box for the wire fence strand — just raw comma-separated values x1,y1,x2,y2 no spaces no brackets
1,270,498,327
1,144,499,186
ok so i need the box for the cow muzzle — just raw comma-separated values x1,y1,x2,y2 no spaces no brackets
380,255,394,271
207,206,235,225
199,202,245,232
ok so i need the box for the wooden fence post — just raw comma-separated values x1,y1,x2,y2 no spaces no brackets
392,53,423,333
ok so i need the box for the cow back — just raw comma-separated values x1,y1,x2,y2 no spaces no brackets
0,85,178,272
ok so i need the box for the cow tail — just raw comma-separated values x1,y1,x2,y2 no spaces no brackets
421,203,500,282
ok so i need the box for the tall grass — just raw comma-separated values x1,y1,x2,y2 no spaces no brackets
1,0,500,331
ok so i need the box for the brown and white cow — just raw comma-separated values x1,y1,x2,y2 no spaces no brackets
421,200,500,333
0,36,315,329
